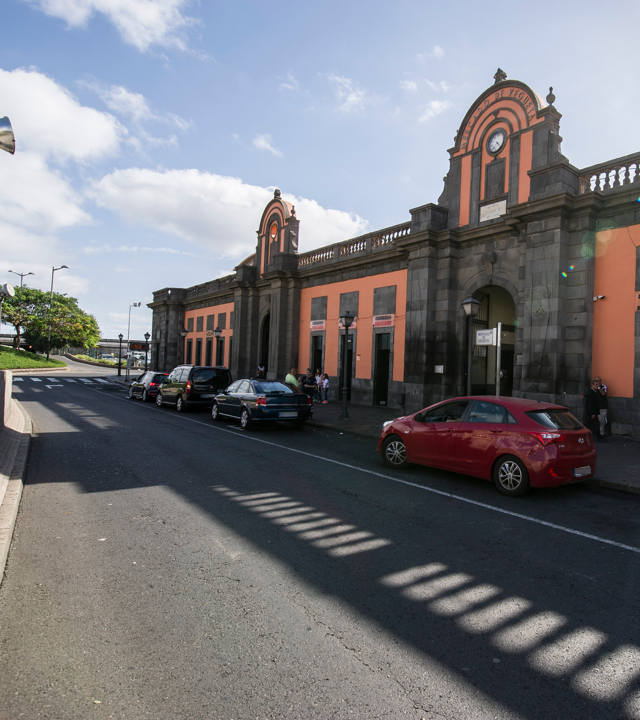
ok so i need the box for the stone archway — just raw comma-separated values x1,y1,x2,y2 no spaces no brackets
467,284,517,396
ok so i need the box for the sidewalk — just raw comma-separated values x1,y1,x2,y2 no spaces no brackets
307,400,640,495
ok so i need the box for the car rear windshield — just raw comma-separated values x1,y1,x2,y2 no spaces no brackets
153,374,169,382
253,381,295,394
192,368,231,385
525,409,583,430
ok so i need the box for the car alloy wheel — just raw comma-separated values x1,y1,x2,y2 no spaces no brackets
176,396,185,413
156,393,163,407
382,436,408,469
493,455,530,497
127,387,134,399
211,402,221,421
240,408,252,430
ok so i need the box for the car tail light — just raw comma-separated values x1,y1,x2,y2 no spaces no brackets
549,467,559,477
186,380,192,395
527,431,565,446
149,382,157,387
256,395,266,406
307,396,312,405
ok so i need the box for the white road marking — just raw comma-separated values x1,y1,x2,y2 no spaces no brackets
95,378,110,384
89,385,640,556
30,378,42,382
13,377,23,382
65,379,77,383
45,385,62,389
79,379,94,383
47,378,62,382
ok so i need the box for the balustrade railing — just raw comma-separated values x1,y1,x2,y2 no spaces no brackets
298,221,410,269
578,152,640,194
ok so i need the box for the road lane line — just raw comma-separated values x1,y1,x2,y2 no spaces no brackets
88,386,640,556
30,378,42,382
13,378,23,382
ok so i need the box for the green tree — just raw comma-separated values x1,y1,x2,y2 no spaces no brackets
3,285,100,350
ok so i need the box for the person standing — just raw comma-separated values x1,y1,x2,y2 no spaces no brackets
256,364,266,379
314,368,322,402
321,373,329,403
585,380,606,442
300,368,317,402
285,367,298,387
593,375,608,439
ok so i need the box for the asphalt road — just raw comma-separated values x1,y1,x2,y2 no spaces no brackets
2,362,640,719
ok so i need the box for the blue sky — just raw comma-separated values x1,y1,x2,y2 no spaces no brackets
1,0,639,340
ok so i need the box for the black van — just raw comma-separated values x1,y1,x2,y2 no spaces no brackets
156,365,232,412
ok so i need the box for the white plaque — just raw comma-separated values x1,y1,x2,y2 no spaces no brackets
434,365,444,374
479,200,507,222
476,328,496,346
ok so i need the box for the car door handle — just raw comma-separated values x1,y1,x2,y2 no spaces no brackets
490,429,504,434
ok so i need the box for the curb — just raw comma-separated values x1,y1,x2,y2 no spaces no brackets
586,477,640,495
11,366,69,375
307,419,380,440
0,400,31,585
63,353,120,369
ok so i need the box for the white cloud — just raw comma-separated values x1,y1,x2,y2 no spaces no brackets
88,167,369,257
91,83,154,123
425,79,450,93
326,74,372,113
23,0,198,52
0,68,124,163
252,134,282,157
279,71,301,93
82,243,200,257
419,99,453,123
400,80,419,93
431,45,444,59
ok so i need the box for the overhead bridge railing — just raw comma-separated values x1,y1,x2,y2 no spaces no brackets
578,151,640,194
298,221,411,269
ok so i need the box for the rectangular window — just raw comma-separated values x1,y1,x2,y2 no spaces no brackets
216,337,225,365
206,315,214,331
217,312,227,330
196,316,204,332
205,338,212,366
195,338,202,366
187,317,194,332
186,339,193,365
229,311,234,329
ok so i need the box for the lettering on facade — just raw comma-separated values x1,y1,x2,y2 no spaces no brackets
310,320,325,331
479,200,507,223
373,314,394,328
460,86,536,151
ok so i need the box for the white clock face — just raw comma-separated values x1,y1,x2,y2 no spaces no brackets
488,130,506,154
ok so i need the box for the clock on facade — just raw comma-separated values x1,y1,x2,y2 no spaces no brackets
487,129,506,154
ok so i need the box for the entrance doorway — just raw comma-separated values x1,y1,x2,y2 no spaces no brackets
339,334,354,401
467,285,516,396
260,314,270,372
373,333,390,405
311,335,323,374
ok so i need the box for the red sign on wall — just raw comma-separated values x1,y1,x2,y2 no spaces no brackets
373,314,394,328
310,320,325,331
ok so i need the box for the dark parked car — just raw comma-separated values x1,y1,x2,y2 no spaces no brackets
211,379,312,429
156,365,232,412
128,371,169,402
377,396,597,497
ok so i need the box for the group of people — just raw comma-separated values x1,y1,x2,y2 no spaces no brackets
584,375,608,443
284,367,330,403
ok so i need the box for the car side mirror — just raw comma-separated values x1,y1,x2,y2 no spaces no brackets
414,412,424,422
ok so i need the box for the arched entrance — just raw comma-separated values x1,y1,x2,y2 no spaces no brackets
259,314,270,372
468,285,516,396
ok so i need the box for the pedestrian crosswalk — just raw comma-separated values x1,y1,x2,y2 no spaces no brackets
12,377,114,387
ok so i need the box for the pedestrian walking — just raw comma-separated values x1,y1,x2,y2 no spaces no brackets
321,373,329,403
585,379,607,442
593,375,608,438
285,367,298,387
300,368,317,402
314,368,322,402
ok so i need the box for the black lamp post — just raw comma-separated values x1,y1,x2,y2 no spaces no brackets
179,327,188,364
47,265,69,361
144,332,150,372
213,327,222,365
461,297,481,396
338,311,355,420
117,333,123,376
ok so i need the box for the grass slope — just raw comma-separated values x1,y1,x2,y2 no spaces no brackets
0,347,66,369
73,354,119,367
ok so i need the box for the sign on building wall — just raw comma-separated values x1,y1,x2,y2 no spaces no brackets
476,328,496,346
373,314,394,328
310,320,325,331
479,200,507,223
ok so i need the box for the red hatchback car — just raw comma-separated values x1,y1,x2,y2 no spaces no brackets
377,396,597,496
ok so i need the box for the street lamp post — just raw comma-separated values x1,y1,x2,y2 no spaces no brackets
144,332,150,372
126,302,141,379
47,265,69,361
8,270,34,288
461,296,481,396
118,333,123,376
179,327,188,365
213,327,222,365
338,311,355,420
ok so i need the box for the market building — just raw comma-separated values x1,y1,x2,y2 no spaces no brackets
149,70,640,438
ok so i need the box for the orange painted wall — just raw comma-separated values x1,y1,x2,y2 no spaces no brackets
518,130,533,204
299,270,408,382
184,302,235,367
592,225,640,398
